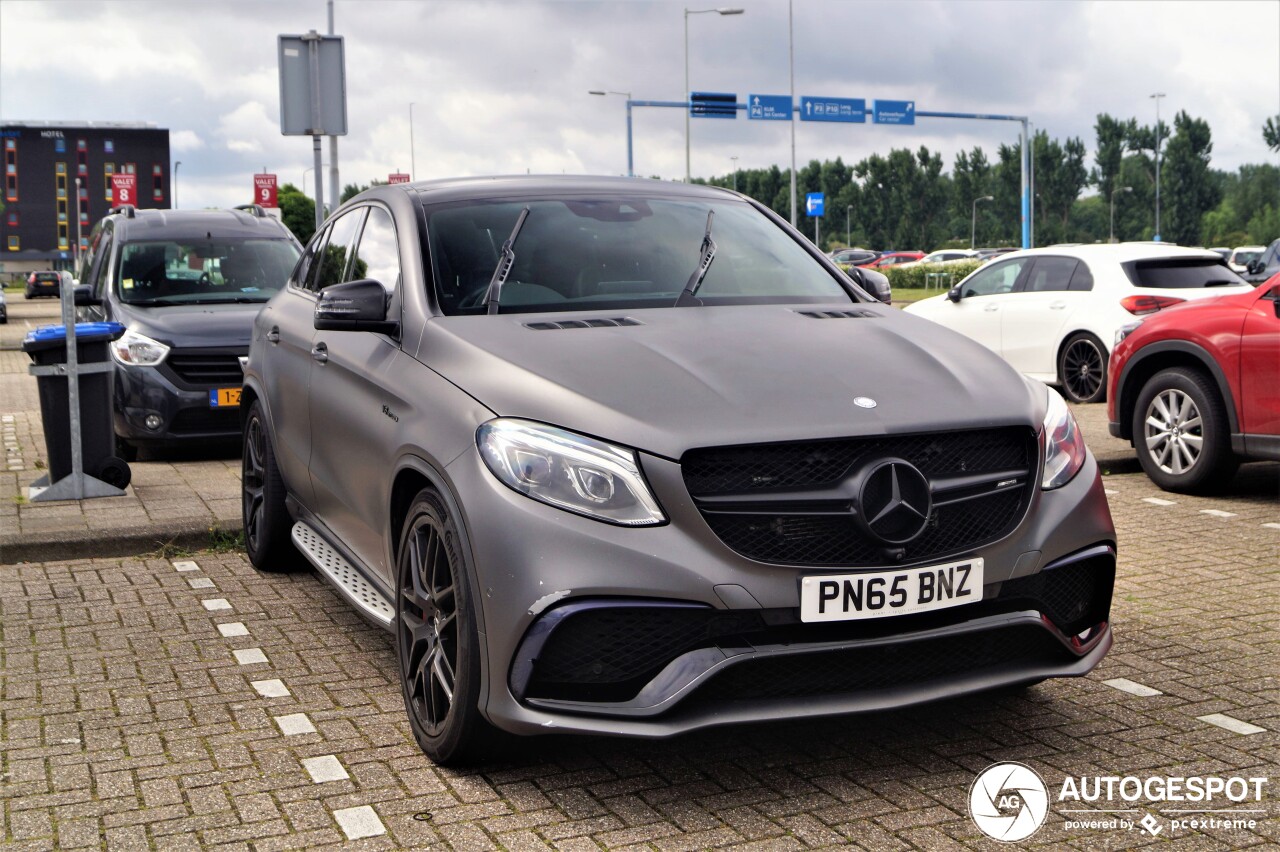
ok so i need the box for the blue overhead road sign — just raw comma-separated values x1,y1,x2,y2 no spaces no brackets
873,100,915,125
690,91,737,118
748,94,792,121
805,193,825,217
800,97,866,123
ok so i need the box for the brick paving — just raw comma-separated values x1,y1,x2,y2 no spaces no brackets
2,458,1276,848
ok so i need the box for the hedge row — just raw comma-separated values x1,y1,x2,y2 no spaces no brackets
882,260,983,291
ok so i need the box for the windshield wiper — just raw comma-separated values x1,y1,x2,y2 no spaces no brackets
482,207,531,315
123,298,182,307
674,210,717,307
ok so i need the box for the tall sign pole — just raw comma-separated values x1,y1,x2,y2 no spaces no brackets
788,0,797,226
278,30,347,231
328,0,340,212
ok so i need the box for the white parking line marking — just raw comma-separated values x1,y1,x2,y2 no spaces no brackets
217,622,249,637
302,755,349,783
1198,714,1267,735
172,560,200,572
233,648,268,665
1103,678,1164,697
1199,509,1238,518
188,577,216,589
333,806,385,840
250,679,290,698
275,713,316,736
1264,523,1280,531
1142,497,1177,506
202,598,232,611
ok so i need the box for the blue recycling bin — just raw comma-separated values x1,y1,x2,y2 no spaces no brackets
22,322,131,489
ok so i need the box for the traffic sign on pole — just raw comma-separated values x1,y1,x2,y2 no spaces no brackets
873,100,915,125
254,173,278,207
690,92,737,118
748,94,792,121
800,97,866,123
111,174,137,207
388,173,411,184
805,192,825,217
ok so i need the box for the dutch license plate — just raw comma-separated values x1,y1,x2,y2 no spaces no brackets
209,387,241,408
800,558,984,623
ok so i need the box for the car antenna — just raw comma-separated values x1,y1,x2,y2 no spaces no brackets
674,210,716,307
483,207,531,315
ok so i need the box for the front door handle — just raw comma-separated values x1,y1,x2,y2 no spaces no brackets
266,326,281,344
311,342,328,364
1049,301,1067,310
984,304,999,312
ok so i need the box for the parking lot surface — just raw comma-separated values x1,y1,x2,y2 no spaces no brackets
2,448,1277,849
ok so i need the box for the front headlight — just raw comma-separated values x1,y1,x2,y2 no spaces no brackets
111,328,170,366
477,419,666,526
1042,388,1086,489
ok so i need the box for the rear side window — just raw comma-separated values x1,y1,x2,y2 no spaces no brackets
1021,256,1077,292
1069,262,1094,291
1124,259,1247,289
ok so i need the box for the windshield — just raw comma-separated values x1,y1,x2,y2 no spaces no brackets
115,239,300,305
425,196,853,315
1231,250,1260,264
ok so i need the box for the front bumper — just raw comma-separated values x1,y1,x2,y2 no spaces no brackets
113,360,242,446
444,442,1116,738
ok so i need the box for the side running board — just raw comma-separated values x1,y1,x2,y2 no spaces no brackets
291,522,395,630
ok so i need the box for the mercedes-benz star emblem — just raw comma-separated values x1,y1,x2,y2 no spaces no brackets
855,459,932,544
853,396,877,409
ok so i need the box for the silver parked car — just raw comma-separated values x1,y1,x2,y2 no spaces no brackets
243,176,1116,764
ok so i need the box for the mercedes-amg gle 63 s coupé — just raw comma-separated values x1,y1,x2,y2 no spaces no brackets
242,176,1116,764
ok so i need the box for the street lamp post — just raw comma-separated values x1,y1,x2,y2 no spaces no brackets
971,195,993,250
1150,92,1165,240
173,161,181,210
1110,185,1133,243
684,7,744,183
846,205,852,247
589,90,634,176
409,102,417,181
730,155,738,191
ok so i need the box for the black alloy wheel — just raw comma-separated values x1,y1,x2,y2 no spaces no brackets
1059,333,1107,404
241,400,299,571
396,489,489,764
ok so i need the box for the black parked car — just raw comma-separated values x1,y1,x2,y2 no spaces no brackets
26,270,71,299
77,205,300,459
243,176,1116,765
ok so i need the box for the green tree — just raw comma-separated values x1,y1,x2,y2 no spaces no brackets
1090,113,1137,201
1032,131,1088,244
1264,115,1280,152
277,183,316,244
951,147,997,246
1161,111,1219,246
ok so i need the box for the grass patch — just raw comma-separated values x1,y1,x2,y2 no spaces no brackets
208,526,244,553
890,287,948,305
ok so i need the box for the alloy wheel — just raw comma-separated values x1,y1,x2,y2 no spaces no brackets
399,516,459,737
1062,338,1104,402
1143,388,1204,475
242,416,266,552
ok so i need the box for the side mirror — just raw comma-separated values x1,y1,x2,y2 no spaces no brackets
314,278,399,334
73,285,101,306
1247,259,1264,275
947,286,962,303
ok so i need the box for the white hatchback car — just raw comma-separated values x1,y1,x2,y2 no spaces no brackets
1228,245,1265,274
903,244,1252,403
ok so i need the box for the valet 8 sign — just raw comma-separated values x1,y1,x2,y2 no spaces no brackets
110,173,138,207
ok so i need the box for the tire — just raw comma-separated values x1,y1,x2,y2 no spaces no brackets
96,456,132,490
242,399,300,571
1058,333,1108,404
395,488,492,765
1132,367,1237,493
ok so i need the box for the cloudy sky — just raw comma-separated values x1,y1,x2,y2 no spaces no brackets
2,0,1277,210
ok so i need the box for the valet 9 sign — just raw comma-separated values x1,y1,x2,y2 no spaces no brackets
254,173,278,208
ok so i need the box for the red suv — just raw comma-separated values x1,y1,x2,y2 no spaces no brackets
1108,276,1280,492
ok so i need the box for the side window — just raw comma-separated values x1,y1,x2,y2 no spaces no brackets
349,207,401,291
961,258,1030,297
90,225,114,295
314,209,366,291
293,227,329,291
1069,261,1094,291
1021,256,1078,292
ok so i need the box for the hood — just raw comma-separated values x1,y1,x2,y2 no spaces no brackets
113,301,266,348
419,304,1042,459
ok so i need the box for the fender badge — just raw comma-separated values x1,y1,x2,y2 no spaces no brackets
853,397,877,409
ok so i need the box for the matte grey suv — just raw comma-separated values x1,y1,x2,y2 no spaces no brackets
242,176,1116,764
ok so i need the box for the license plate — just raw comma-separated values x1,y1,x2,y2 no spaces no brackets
209,387,241,408
800,558,984,623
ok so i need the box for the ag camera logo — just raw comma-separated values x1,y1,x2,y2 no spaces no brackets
969,762,1050,842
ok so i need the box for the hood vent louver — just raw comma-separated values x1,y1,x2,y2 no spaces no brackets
796,309,878,319
525,317,642,330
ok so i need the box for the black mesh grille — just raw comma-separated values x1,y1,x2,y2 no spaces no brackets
525,558,1109,705
164,351,245,388
682,428,1036,567
169,407,241,436
688,625,1069,704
